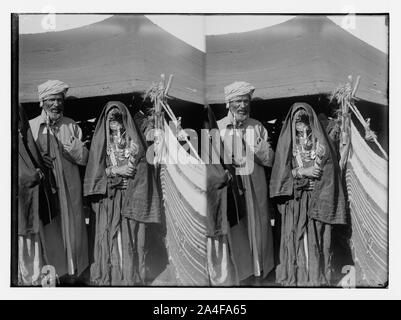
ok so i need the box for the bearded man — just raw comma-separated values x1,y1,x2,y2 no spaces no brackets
217,81,275,284
29,80,89,282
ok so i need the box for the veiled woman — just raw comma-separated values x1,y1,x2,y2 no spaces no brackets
84,101,161,286
270,102,347,286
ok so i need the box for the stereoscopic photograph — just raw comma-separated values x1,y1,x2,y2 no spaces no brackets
12,13,388,288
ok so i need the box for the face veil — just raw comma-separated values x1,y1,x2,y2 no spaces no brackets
106,107,128,151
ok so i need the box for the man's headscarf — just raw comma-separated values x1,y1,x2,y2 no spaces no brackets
224,81,255,108
38,80,69,106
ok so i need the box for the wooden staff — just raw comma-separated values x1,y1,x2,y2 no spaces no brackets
45,114,53,181
165,74,173,96
46,114,51,157
158,74,201,161
347,101,388,160
348,75,388,160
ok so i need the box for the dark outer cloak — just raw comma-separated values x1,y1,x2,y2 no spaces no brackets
202,105,245,237
83,101,161,223
18,105,58,235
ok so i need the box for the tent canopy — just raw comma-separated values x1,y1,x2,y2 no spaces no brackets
19,15,387,107
206,16,388,105
19,15,205,105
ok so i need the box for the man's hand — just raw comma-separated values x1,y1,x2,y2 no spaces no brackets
63,136,79,153
42,153,55,169
250,136,274,167
224,169,233,185
35,168,44,181
299,166,322,179
254,136,263,150
232,158,246,168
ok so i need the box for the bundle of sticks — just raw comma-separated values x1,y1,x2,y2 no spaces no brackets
143,74,201,165
330,75,388,161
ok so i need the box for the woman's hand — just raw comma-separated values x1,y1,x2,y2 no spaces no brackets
299,166,322,179
114,164,135,177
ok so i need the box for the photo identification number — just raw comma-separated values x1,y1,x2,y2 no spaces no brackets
197,304,246,315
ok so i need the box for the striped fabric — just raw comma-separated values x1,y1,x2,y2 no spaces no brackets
346,121,388,286
159,121,210,286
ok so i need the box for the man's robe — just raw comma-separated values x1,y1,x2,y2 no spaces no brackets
218,112,275,280
30,110,89,277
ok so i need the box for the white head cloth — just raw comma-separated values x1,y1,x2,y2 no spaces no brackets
38,80,69,106
224,81,255,108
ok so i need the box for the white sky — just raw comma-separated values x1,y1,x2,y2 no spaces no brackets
18,14,388,53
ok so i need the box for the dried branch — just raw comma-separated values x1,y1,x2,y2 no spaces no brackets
329,75,387,160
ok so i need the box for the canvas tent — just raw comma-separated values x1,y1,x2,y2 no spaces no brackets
206,15,387,106
19,15,205,106
19,15,387,124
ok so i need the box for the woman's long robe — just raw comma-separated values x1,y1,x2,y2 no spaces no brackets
84,101,162,286
270,103,347,286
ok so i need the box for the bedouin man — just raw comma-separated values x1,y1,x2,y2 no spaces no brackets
217,81,275,284
29,80,89,282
